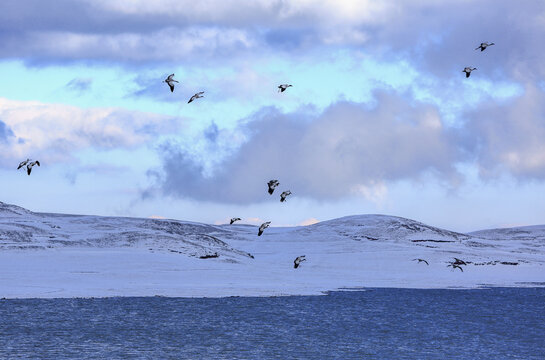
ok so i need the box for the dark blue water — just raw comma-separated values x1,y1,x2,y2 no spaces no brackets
1,288,544,359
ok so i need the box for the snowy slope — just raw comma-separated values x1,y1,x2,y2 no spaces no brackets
291,214,471,242
470,225,545,243
0,202,253,261
0,202,544,298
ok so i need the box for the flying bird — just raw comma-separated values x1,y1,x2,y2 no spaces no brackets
453,257,467,266
475,42,495,51
280,190,292,202
258,221,271,236
463,67,477,78
267,180,280,195
26,160,40,175
163,74,179,92
447,264,464,272
230,217,241,225
188,91,204,103
413,258,429,265
17,159,30,170
294,255,306,269
278,84,292,93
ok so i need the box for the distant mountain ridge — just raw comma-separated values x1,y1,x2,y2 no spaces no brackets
1,201,544,256
297,215,471,243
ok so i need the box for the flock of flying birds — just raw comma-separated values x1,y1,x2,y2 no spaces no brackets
16,158,40,175
15,41,495,270
164,72,303,267
412,41,496,273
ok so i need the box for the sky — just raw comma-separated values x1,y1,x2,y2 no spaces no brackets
0,0,544,232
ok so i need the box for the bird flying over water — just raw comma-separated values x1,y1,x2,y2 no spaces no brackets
463,67,477,78
26,160,40,175
475,42,495,51
163,74,179,92
280,190,292,202
258,221,271,236
267,180,280,195
294,255,306,269
188,91,204,103
230,217,241,225
278,84,292,93
413,258,429,265
17,158,30,170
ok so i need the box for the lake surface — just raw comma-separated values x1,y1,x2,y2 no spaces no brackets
1,288,544,359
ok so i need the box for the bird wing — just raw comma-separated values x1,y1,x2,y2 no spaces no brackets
167,74,175,81
423,260,429,265
169,83,175,92
198,91,204,95
35,161,40,166
27,166,32,175
466,72,470,78
188,96,194,103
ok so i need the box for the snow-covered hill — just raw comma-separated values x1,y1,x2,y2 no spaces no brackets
0,202,252,261
0,201,543,298
470,225,545,243
292,214,471,243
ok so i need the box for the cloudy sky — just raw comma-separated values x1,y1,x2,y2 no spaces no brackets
1,0,544,231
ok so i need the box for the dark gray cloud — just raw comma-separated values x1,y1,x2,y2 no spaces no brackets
264,28,318,52
358,1,545,81
2,0,541,70
203,122,220,143
147,80,545,205
463,83,545,179
151,91,465,203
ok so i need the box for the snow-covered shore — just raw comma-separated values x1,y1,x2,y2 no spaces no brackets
0,202,543,298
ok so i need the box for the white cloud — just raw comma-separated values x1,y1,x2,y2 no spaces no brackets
0,97,179,166
350,181,388,205
465,83,545,179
